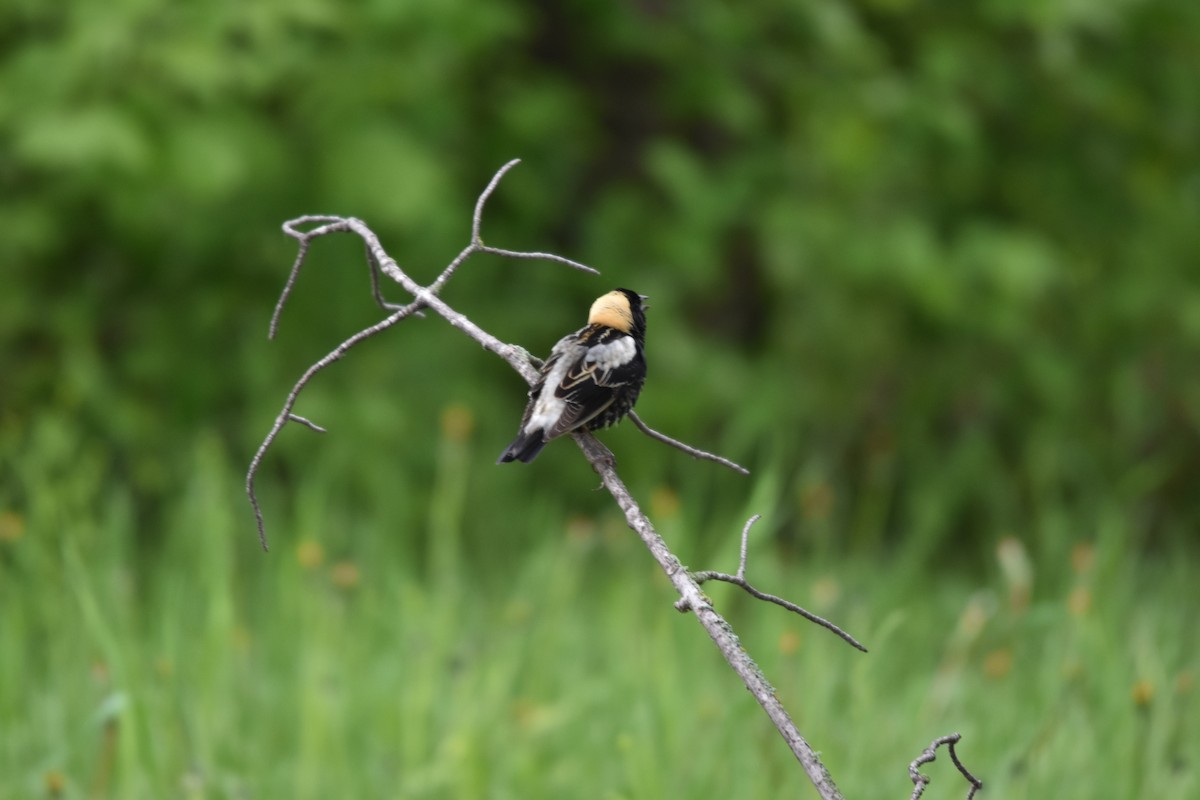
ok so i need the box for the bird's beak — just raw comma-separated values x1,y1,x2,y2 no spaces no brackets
639,294,650,309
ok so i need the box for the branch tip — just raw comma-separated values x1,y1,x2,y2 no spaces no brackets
472,158,522,244
628,411,749,474
479,245,600,275
288,413,327,433
737,513,761,578
246,470,270,552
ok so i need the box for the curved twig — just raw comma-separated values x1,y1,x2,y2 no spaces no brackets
909,733,983,800
686,515,868,653
628,411,749,475
247,300,424,550
365,241,410,313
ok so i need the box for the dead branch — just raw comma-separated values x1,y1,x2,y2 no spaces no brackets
909,733,983,799
247,299,425,549
686,515,868,653
248,160,598,550
246,160,974,800
628,411,749,474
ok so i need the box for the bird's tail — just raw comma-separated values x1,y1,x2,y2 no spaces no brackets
496,430,549,464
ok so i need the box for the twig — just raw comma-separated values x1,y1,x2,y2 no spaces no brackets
287,414,326,433
429,158,597,295
628,411,749,475
271,217,333,338
365,241,409,313
685,515,868,653
247,300,424,550
909,733,983,799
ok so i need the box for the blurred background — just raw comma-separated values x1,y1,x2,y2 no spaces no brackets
2,0,1197,797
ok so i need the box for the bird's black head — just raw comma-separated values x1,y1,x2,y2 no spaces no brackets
615,288,648,341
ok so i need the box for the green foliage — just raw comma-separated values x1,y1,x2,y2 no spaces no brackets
3,0,1199,558
1,420,1196,797
3,0,1200,794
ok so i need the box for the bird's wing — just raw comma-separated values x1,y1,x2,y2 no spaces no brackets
542,331,640,439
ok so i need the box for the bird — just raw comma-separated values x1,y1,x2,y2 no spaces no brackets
497,288,648,464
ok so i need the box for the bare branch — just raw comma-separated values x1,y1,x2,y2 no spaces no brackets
365,241,411,313
427,240,598,311
465,160,597,273
427,158,598,295
627,411,750,474
248,160,967,800
247,301,424,550
479,245,598,274
274,217,352,338
287,414,327,433
250,162,595,550
909,734,983,800
281,215,349,239
736,512,755,579
569,432,847,800
686,515,869,653
472,158,522,244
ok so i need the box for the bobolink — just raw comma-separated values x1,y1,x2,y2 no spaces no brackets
497,288,648,464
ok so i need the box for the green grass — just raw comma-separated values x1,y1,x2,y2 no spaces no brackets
2,417,1196,799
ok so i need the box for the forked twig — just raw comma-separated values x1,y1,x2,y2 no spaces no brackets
430,158,597,294
684,515,868,652
909,733,983,799
247,301,424,549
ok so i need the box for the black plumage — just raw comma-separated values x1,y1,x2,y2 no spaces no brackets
497,288,648,464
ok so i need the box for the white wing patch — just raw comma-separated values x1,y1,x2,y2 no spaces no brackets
586,335,636,372
520,333,637,438
523,348,574,436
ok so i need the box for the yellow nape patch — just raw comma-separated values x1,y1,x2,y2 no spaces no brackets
588,291,633,332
